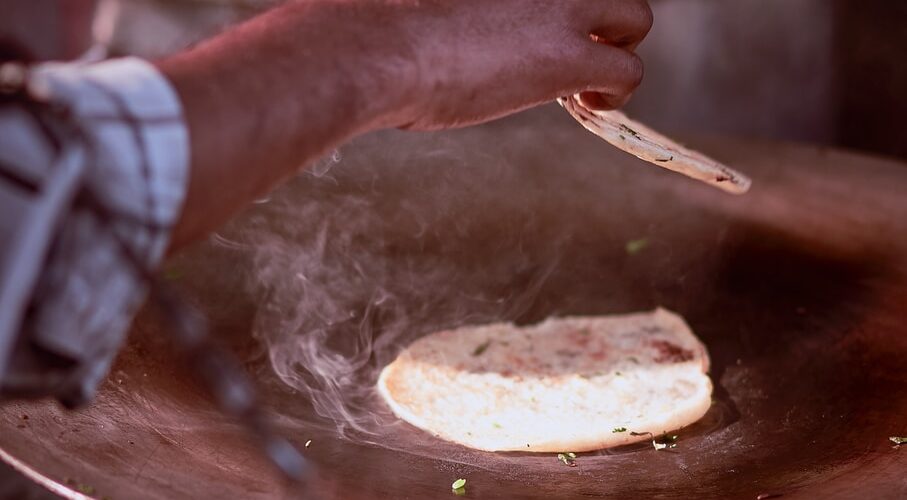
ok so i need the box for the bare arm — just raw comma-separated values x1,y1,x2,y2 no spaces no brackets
159,0,653,250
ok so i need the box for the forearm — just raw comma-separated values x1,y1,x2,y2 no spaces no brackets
159,2,416,249
158,0,653,250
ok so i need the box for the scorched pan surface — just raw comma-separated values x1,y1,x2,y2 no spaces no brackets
1,106,905,499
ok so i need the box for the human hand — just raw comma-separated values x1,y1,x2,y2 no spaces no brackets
391,0,653,130
159,0,651,248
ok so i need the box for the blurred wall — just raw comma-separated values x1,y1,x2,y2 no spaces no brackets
834,0,907,160
5,0,907,160
99,0,905,161
628,0,907,160
94,0,274,57
0,0,97,59
628,0,836,145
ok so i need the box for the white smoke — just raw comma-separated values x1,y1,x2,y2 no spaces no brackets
218,106,736,469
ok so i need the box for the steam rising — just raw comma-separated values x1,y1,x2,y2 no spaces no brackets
224,108,735,467
242,127,568,448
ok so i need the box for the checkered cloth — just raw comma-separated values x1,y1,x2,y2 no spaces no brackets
0,57,188,406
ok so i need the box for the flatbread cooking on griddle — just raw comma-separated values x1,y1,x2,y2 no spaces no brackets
559,95,752,194
377,308,712,452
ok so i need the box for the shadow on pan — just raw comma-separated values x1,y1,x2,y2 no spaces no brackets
63,110,906,499
152,177,895,499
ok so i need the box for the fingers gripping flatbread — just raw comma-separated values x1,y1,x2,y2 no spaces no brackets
377,309,712,452
559,95,751,194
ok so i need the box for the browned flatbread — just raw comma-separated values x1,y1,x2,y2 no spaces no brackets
377,309,712,452
559,95,751,194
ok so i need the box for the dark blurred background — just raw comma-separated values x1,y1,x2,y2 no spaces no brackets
5,0,906,160
1,0,905,497
632,0,907,161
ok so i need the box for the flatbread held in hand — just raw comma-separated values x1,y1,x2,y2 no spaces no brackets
559,94,751,194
